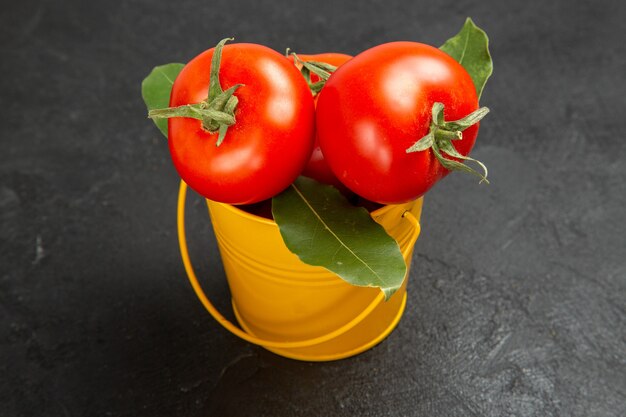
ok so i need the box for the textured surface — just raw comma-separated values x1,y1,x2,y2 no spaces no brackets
1,0,625,416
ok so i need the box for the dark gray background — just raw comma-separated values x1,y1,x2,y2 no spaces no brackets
1,0,625,416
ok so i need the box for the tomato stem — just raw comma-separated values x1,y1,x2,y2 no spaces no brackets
147,38,243,146
290,52,338,96
406,102,490,183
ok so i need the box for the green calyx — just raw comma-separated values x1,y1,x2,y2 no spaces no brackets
289,52,338,96
147,38,242,146
406,102,490,183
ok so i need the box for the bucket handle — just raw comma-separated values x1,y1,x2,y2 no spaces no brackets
177,180,421,349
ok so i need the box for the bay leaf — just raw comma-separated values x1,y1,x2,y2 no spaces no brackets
272,177,407,300
440,18,493,99
141,63,184,137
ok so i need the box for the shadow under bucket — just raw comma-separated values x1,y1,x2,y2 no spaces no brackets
178,181,423,361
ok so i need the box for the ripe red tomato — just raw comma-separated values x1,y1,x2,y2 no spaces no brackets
168,42,315,204
289,53,352,190
316,42,481,204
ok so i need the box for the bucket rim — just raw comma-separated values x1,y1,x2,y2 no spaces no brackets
207,196,417,226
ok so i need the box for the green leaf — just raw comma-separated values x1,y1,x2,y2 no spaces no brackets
272,177,407,300
440,17,493,99
141,63,185,137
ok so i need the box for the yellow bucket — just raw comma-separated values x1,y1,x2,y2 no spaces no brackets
177,181,423,361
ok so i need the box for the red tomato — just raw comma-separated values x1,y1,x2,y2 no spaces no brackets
168,42,315,204
316,42,480,204
289,53,352,189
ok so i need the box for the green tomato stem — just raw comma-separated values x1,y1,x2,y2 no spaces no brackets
290,52,338,96
406,102,490,183
146,37,243,147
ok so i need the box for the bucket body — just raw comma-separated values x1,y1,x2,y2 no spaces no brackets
206,197,423,361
